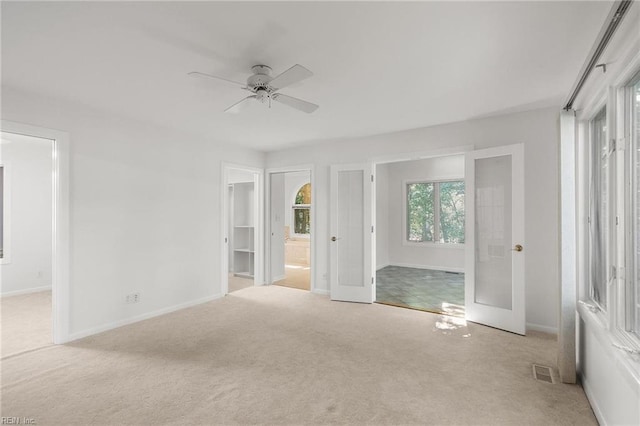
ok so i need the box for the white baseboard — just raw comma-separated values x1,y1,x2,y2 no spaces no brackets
271,274,286,283
526,322,558,335
1,285,52,298
312,288,329,296
388,262,464,274
67,293,223,342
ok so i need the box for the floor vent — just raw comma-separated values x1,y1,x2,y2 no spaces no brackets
532,364,554,383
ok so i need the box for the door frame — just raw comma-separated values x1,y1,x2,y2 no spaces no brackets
370,145,474,294
265,165,316,293
1,120,71,344
221,162,264,295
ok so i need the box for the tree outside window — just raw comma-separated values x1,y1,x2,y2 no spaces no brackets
293,183,311,235
407,180,465,244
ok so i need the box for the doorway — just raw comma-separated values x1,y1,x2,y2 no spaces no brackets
222,164,263,295
329,144,525,334
1,131,54,356
267,168,313,291
374,155,466,316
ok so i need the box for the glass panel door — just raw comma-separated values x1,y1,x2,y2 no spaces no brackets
330,164,373,303
465,144,525,335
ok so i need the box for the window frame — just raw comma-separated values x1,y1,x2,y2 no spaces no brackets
619,71,640,346
580,68,640,355
402,178,465,247
587,105,611,314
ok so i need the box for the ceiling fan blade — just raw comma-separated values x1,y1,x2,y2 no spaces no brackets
225,95,257,113
272,93,318,113
269,64,313,90
188,71,246,88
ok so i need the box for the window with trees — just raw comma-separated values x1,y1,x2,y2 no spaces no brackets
292,183,311,235
406,180,465,244
589,107,609,311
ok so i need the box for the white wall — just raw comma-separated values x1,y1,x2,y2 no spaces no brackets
375,163,389,269
0,133,53,295
267,106,560,332
1,86,265,339
383,155,465,272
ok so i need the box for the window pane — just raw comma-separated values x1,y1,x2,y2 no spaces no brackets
439,181,465,243
632,79,640,335
590,107,608,310
474,156,512,310
293,208,310,234
295,183,311,205
407,183,434,242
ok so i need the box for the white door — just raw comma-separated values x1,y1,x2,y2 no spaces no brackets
465,144,525,335
330,164,374,303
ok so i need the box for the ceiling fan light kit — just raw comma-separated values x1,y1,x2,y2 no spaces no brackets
189,64,318,114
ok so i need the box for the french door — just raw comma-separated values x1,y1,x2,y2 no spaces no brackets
329,163,374,303
465,144,526,335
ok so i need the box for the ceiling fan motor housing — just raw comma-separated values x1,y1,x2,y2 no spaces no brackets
247,65,273,91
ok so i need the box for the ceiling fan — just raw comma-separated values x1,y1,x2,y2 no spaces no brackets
188,64,318,114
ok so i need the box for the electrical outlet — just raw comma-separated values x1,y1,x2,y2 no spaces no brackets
125,293,141,304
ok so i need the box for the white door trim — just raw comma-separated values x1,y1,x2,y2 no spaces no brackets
265,164,316,293
371,145,475,165
1,120,71,344
221,162,264,295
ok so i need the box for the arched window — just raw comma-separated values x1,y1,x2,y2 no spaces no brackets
292,183,311,235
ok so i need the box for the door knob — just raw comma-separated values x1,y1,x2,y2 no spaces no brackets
331,236,337,242
512,244,523,252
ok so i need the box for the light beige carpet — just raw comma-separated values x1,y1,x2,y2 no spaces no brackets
1,290,52,358
1,286,596,425
274,264,311,291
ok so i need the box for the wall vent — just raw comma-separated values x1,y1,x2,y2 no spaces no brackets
532,364,554,383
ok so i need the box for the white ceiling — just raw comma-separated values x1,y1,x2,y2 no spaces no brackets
1,1,610,151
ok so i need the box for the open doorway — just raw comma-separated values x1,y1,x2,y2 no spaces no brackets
375,154,465,317
268,169,313,291
223,165,263,295
1,131,54,356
